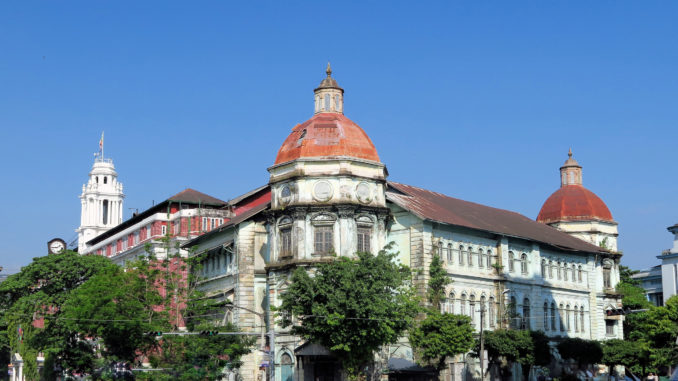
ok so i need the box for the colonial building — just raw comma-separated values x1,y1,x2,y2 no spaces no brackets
76,154,233,266
633,223,678,306
180,66,624,381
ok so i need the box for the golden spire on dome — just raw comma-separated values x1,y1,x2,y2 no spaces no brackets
568,147,572,158
326,62,332,77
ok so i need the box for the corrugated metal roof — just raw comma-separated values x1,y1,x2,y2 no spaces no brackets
169,188,227,206
387,182,607,254
182,202,270,248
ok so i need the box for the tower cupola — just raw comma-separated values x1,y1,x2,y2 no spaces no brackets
76,140,125,253
560,148,583,186
314,62,344,114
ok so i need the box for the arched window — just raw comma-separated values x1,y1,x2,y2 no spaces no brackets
449,292,456,314
479,249,485,268
459,246,465,265
281,353,293,365
324,94,330,110
95,176,99,183
508,251,515,272
566,304,571,331
549,260,554,278
509,296,517,329
460,294,467,316
486,250,492,268
480,296,487,328
574,305,579,333
104,176,108,184
447,243,454,263
603,259,613,289
522,298,531,329
578,265,583,283
541,259,547,278
469,295,476,324
564,264,569,281
559,303,565,331
521,254,528,275
557,262,562,280
544,302,549,331
580,306,585,333
468,247,473,267
489,297,496,327
335,95,341,111
551,302,556,331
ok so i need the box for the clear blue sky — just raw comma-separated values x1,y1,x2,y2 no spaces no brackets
1,1,676,273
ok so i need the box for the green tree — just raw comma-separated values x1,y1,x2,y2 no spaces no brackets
410,312,474,370
0,251,119,379
410,251,474,371
279,248,419,378
138,246,255,380
60,262,167,363
427,253,449,308
480,329,550,380
601,339,648,376
618,265,641,286
556,338,602,369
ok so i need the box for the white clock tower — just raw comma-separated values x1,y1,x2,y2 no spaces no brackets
76,155,125,253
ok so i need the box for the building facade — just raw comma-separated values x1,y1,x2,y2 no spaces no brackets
633,223,678,306
179,67,623,381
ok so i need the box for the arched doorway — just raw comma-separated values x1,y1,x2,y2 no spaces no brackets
280,352,293,381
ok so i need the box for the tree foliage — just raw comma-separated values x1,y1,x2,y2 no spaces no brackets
556,338,602,368
0,251,118,378
427,253,449,308
480,329,550,378
615,272,678,377
601,339,648,376
279,248,419,377
0,243,255,380
410,312,473,370
60,262,167,362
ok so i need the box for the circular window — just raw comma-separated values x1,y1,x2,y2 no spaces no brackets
355,182,372,204
280,185,292,205
313,181,333,202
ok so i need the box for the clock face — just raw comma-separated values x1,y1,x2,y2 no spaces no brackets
49,240,65,254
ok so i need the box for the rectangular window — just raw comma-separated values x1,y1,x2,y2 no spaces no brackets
314,226,333,254
174,220,180,235
134,231,140,245
280,228,292,257
605,320,615,336
357,228,371,253
161,224,167,236
202,217,208,232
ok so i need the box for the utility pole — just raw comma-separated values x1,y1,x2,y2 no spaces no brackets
479,303,486,381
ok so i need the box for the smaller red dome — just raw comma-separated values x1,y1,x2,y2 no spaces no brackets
274,113,380,165
537,185,613,224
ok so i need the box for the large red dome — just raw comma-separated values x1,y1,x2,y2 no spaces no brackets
537,185,613,224
274,113,380,165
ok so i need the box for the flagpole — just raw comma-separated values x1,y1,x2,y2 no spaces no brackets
101,131,104,160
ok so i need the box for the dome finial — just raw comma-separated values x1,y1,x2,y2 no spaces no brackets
568,147,573,158
326,62,332,77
